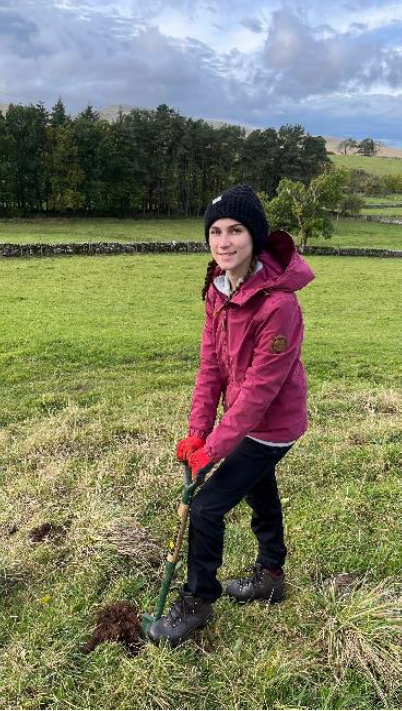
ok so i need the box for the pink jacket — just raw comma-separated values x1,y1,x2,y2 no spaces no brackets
188,230,315,462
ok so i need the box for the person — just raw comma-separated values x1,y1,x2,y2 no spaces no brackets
148,185,315,647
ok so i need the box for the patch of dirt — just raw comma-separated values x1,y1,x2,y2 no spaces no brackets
353,390,401,415
323,572,359,597
0,523,18,537
0,568,28,595
28,522,66,543
349,433,368,445
82,601,143,655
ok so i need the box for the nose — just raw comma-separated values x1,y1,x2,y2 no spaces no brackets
216,231,231,245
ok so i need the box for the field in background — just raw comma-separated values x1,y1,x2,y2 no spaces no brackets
329,219,402,248
0,254,401,709
1,216,402,250
361,207,402,216
364,196,402,203
0,217,203,245
330,153,402,175
2,150,402,248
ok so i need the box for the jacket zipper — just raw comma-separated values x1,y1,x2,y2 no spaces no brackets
223,307,231,375
222,308,227,332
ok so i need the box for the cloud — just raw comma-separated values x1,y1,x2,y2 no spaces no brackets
257,7,400,99
0,7,38,55
0,0,402,145
384,49,402,87
240,17,264,33
350,22,368,32
0,0,241,115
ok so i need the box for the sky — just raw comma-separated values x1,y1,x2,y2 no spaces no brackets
1,0,402,145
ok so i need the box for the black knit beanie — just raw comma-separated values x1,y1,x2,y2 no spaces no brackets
204,184,270,255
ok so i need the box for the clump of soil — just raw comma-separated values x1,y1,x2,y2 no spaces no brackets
82,601,143,655
29,522,66,543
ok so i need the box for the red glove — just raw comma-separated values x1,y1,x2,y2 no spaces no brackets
176,435,206,463
188,447,211,479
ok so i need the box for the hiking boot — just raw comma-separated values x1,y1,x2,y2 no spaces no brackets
147,588,213,648
225,564,285,603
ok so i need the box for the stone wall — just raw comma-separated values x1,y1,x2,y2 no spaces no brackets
0,241,401,258
343,214,402,225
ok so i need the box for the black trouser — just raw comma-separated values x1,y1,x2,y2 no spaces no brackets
184,437,293,602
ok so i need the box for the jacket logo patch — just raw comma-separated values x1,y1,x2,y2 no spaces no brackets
271,335,288,353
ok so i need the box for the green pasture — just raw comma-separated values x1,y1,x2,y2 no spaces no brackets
331,153,402,175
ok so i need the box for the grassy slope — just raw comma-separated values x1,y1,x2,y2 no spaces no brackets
0,254,401,709
330,153,402,175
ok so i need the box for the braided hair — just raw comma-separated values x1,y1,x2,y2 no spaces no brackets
201,258,219,301
201,254,258,311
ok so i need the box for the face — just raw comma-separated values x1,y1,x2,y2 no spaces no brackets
208,218,253,273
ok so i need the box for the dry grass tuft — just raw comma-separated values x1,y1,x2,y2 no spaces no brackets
99,519,162,571
318,575,402,704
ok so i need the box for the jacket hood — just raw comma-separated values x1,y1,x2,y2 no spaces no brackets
212,230,315,306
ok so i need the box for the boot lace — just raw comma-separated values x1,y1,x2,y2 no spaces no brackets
238,564,264,588
167,591,198,624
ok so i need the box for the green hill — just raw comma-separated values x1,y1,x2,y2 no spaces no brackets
330,153,402,176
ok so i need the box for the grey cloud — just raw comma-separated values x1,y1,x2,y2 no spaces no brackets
128,0,209,23
240,17,264,33
0,1,240,116
0,7,37,44
384,50,402,87
350,22,368,32
341,0,379,9
257,8,398,99
1,0,402,147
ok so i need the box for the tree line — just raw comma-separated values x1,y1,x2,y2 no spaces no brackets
337,137,383,156
0,100,329,217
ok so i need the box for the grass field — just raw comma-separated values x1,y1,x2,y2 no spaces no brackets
361,196,402,217
364,196,402,204
0,254,401,709
360,207,402,217
330,153,402,176
330,218,402,248
0,217,203,245
1,216,402,250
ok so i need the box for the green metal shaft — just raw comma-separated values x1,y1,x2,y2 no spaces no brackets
155,561,177,619
153,462,213,621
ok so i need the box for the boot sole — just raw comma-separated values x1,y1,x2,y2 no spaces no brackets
170,615,213,648
227,592,286,605
153,614,213,648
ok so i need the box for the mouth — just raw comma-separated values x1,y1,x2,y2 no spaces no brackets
218,252,236,257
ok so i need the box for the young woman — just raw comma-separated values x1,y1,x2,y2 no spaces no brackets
148,185,315,647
